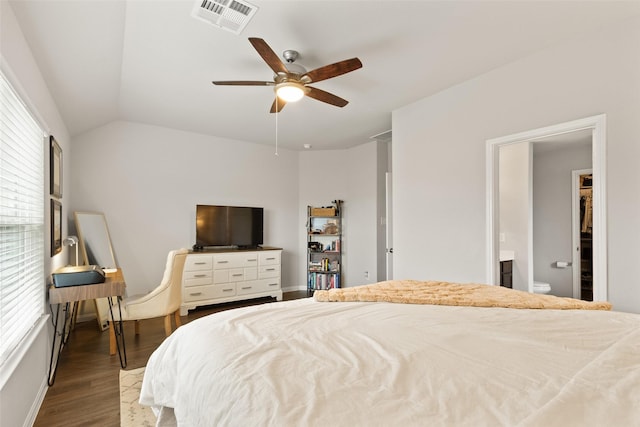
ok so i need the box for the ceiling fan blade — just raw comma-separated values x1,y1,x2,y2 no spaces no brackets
306,86,349,107
212,81,274,86
303,58,362,83
270,97,287,113
249,37,288,75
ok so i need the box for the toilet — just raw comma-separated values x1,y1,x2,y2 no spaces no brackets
533,281,551,294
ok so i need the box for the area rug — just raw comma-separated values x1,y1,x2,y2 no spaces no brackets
120,367,156,427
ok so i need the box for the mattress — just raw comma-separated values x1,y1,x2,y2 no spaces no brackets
140,297,640,426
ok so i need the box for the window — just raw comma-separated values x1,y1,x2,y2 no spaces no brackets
0,70,45,367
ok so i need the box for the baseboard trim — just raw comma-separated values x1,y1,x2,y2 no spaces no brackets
24,376,48,427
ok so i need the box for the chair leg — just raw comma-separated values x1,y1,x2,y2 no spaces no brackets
164,315,172,337
173,309,182,328
108,322,116,356
134,320,140,335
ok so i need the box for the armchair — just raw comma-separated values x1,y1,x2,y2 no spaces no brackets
108,248,188,355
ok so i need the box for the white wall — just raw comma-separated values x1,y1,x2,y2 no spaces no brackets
298,150,349,290
499,142,530,291
70,121,300,294
298,140,383,289
346,142,380,285
533,142,592,297
393,16,640,313
1,3,72,426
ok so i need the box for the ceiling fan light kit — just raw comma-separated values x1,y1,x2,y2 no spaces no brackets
275,82,305,102
212,37,362,113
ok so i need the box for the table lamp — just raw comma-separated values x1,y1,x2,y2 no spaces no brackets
62,235,79,266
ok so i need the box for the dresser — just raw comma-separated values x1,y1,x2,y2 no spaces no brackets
180,247,282,315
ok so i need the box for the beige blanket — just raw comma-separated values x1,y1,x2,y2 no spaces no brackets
313,280,612,310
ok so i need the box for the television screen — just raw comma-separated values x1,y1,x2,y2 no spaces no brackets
196,205,263,248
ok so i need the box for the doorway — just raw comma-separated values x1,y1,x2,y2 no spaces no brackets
486,114,607,301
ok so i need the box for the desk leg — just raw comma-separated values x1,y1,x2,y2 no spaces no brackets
48,302,77,386
107,296,127,368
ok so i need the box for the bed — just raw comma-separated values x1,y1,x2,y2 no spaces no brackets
140,280,640,426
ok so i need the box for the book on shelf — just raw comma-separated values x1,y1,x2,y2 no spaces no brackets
308,258,339,272
308,272,341,290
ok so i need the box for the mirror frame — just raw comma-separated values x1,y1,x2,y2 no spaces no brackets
485,114,607,301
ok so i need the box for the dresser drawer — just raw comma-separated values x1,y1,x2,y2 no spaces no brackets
184,276,213,288
237,278,281,296
184,255,213,271
183,284,236,302
258,265,280,279
214,252,259,269
259,251,280,265
228,268,245,282
184,270,212,281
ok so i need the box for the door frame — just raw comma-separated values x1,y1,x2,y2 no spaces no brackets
385,172,393,280
486,114,607,300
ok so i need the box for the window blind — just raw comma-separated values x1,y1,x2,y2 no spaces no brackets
0,71,45,367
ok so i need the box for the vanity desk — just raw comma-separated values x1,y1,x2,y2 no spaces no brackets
48,269,127,385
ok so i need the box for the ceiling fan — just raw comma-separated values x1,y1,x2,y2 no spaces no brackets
212,37,362,113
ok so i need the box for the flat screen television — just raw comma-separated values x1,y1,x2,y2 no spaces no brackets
195,205,264,249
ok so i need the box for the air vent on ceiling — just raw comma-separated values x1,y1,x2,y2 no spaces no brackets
192,0,258,35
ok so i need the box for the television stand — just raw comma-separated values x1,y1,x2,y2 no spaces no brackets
180,246,282,315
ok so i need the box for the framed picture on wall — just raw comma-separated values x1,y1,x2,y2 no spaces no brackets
51,199,62,256
50,135,62,198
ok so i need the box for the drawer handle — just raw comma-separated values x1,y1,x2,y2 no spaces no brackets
194,274,207,278
248,258,257,262
189,292,203,296
232,273,243,277
194,262,207,265
217,260,229,264
241,286,252,290
266,257,276,260
223,288,234,292
268,283,278,287
266,268,276,271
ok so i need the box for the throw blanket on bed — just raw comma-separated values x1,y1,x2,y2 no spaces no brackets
313,280,612,310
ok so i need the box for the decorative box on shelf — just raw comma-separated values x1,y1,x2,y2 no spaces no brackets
311,207,336,217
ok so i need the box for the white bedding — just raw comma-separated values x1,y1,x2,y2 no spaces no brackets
140,298,640,426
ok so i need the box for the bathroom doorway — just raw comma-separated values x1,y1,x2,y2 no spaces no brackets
486,114,608,301
531,132,592,298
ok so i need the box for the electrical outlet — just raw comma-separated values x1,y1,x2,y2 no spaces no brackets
364,271,369,279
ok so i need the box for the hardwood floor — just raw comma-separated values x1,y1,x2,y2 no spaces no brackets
34,291,309,427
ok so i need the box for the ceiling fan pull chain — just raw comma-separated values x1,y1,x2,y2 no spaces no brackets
275,97,279,156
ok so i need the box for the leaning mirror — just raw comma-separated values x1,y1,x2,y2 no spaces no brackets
74,211,118,330
74,211,117,270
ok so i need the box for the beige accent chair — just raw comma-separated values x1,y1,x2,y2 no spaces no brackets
109,248,188,355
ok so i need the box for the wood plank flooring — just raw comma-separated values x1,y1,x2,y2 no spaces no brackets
34,291,309,427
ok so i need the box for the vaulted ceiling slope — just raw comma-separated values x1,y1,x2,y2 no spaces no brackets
8,1,640,150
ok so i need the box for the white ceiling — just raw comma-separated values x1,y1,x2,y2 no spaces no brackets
8,0,640,150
